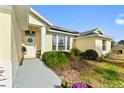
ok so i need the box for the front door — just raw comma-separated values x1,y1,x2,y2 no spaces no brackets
24,31,36,58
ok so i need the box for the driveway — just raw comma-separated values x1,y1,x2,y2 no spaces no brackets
13,58,61,88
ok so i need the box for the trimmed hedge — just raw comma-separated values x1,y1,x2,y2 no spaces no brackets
42,51,69,69
84,49,98,60
79,52,86,59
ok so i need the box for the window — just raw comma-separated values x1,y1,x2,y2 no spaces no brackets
52,34,57,50
25,31,30,36
67,36,70,50
52,34,70,51
102,40,107,51
31,31,35,36
25,31,35,36
58,35,65,50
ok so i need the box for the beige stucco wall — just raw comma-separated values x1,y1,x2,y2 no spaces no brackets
0,6,23,87
75,37,96,52
45,31,52,51
36,28,41,51
0,9,11,62
95,37,111,55
11,7,23,83
75,36,111,55
29,13,46,26
0,9,12,87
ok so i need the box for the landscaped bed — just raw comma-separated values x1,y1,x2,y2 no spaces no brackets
41,49,124,88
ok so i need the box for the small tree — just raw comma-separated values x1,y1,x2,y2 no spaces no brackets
118,40,124,46
111,40,116,48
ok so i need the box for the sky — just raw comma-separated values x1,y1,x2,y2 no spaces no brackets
32,5,124,42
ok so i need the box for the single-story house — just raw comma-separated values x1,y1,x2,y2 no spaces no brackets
112,44,124,54
0,6,112,87
74,28,112,55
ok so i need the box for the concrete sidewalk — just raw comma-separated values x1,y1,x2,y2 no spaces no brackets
13,58,61,88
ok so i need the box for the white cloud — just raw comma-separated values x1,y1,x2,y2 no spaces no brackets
115,18,124,25
115,13,124,25
119,13,124,18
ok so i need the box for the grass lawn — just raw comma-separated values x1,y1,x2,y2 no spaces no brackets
80,54,124,88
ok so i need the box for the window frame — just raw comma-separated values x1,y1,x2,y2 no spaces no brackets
52,34,57,50
52,33,70,51
102,40,107,51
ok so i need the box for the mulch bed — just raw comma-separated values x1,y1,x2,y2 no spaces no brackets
54,60,96,82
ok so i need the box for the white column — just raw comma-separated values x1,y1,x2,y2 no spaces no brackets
70,37,73,49
65,35,68,51
41,26,46,55
56,34,58,51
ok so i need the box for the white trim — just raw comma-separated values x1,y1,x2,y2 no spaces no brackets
95,28,105,35
48,29,79,36
41,26,46,55
30,8,53,27
56,34,58,51
65,35,68,51
75,34,112,40
52,34,71,51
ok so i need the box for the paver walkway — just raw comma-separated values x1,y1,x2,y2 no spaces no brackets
13,58,61,88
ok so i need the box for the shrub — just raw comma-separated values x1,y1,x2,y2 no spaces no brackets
99,54,106,61
42,51,69,69
70,48,81,56
84,49,98,60
61,79,71,88
79,52,86,59
60,51,71,59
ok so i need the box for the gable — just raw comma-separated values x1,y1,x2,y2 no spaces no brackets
29,8,52,27
94,29,104,35
29,13,46,26
80,28,104,36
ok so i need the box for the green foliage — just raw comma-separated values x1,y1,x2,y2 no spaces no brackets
111,41,116,48
42,51,69,69
79,52,86,59
84,49,98,60
80,55,124,88
99,54,106,61
70,48,81,56
118,40,124,46
60,51,71,59
61,79,71,88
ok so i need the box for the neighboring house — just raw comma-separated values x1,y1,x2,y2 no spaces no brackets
0,6,112,87
112,44,124,54
74,28,112,55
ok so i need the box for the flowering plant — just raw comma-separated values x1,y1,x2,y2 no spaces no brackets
71,82,94,88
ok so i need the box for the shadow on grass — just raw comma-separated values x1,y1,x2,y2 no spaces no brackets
93,66,119,81
103,60,124,69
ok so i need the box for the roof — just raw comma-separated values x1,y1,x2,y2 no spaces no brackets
50,26,79,34
30,8,111,39
114,44,124,48
80,28,104,36
30,8,53,27
77,28,112,39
